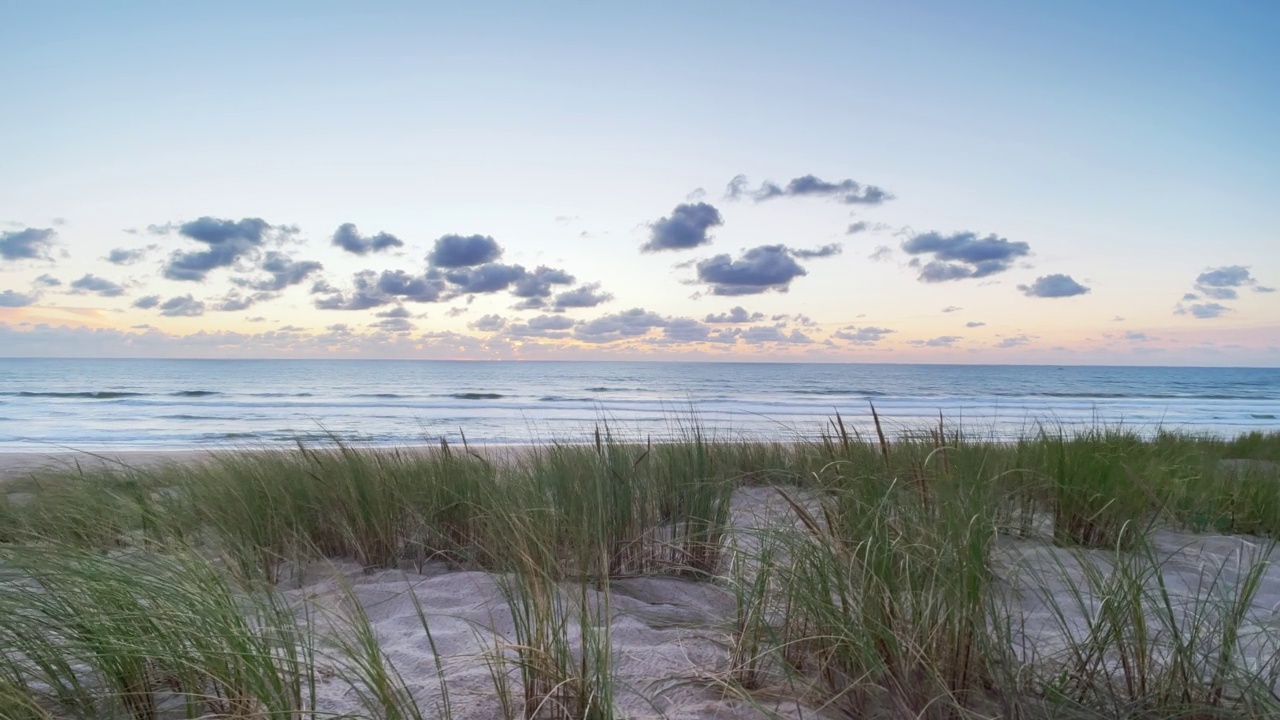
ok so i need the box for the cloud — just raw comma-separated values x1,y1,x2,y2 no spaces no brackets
868,245,893,262
0,228,56,261
214,291,276,312
704,306,764,324
106,246,155,265
161,217,287,281
739,326,815,345
1018,274,1091,298
902,231,1031,282
995,335,1031,348
1193,265,1268,300
507,314,577,338
790,243,842,259
965,321,986,328
332,223,404,255
34,274,61,287
910,335,962,348
1122,331,1155,342
641,202,724,252
573,308,667,343
832,326,895,345
660,318,712,343
941,306,962,313
427,234,502,268
69,274,126,297
1176,302,1231,319
0,290,37,307
727,174,892,205
1182,293,1200,301
443,263,527,294
376,306,412,319
553,283,613,310
132,295,161,309
371,317,415,333
696,245,814,295
469,314,507,332
233,252,323,292
158,295,205,317
512,266,575,298
314,270,444,310
847,221,890,235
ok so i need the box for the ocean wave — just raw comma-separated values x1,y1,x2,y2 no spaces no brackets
540,396,594,403
250,392,313,397
794,389,887,397
1252,414,1278,420
353,393,409,399
449,392,504,400
11,391,148,399
170,390,221,397
160,414,223,421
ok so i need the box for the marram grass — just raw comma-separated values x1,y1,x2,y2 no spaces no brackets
0,418,1278,718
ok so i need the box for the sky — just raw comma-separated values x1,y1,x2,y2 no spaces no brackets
2,0,1277,365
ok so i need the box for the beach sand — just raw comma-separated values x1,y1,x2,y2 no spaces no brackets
5,449,1280,717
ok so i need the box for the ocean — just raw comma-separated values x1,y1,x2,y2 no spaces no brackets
0,359,1276,451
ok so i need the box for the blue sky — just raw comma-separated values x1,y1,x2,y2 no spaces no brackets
2,1,1277,364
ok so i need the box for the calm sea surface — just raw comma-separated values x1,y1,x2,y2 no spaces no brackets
0,359,1277,451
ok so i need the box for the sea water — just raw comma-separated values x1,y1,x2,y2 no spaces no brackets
0,359,1276,451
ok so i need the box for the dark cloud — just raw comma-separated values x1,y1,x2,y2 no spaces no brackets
910,335,962,348
941,306,962,313
0,290,37,307
727,174,892,205
1018,274,1090,298
469,314,507,332
696,245,811,295
132,295,161,310
512,265,575,298
106,246,155,265
553,283,614,310
1193,266,1269,300
69,274,126,297
158,295,205,317
1182,293,1200,301
965,321,986,328
832,326,894,345
161,217,284,281
573,308,667,343
704,306,764,324
34,274,61,287
1122,331,1155,342
443,263,527,294
1176,302,1231,319
641,202,724,252
427,234,502,268
901,231,1031,282
0,228,56,261
238,252,324,291
332,223,404,255
790,243,842,259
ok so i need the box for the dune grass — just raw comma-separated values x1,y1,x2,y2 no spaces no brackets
0,418,1278,718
